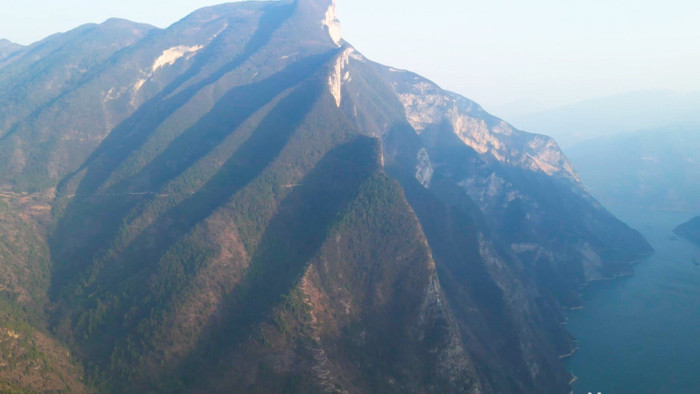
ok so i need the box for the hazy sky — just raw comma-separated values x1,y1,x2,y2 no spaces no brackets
1,0,699,113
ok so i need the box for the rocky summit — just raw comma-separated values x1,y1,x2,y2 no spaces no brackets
0,0,651,392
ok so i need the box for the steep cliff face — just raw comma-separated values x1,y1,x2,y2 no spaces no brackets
0,0,651,392
377,68,652,303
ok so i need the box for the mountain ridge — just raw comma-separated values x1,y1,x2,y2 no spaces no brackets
508,89,700,148
567,127,700,211
0,39,22,61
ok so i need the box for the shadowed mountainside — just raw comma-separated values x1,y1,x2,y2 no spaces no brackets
675,217,700,247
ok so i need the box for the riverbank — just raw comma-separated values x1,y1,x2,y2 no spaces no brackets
565,208,700,393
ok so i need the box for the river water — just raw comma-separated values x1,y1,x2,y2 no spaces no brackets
566,207,700,394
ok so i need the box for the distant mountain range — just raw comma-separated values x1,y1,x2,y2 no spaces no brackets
507,90,700,148
567,127,700,212
0,38,22,60
0,0,651,392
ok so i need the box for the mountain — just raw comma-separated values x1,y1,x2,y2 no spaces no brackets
567,127,700,211
508,90,700,148
675,217,700,247
0,0,651,392
0,39,22,61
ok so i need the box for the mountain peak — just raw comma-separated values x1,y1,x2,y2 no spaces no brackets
293,0,342,45
0,38,21,48
321,0,342,45
100,17,156,31
0,38,23,60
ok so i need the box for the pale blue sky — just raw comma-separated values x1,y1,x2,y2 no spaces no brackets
1,0,699,112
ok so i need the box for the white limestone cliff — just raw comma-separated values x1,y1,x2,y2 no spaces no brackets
321,0,342,46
